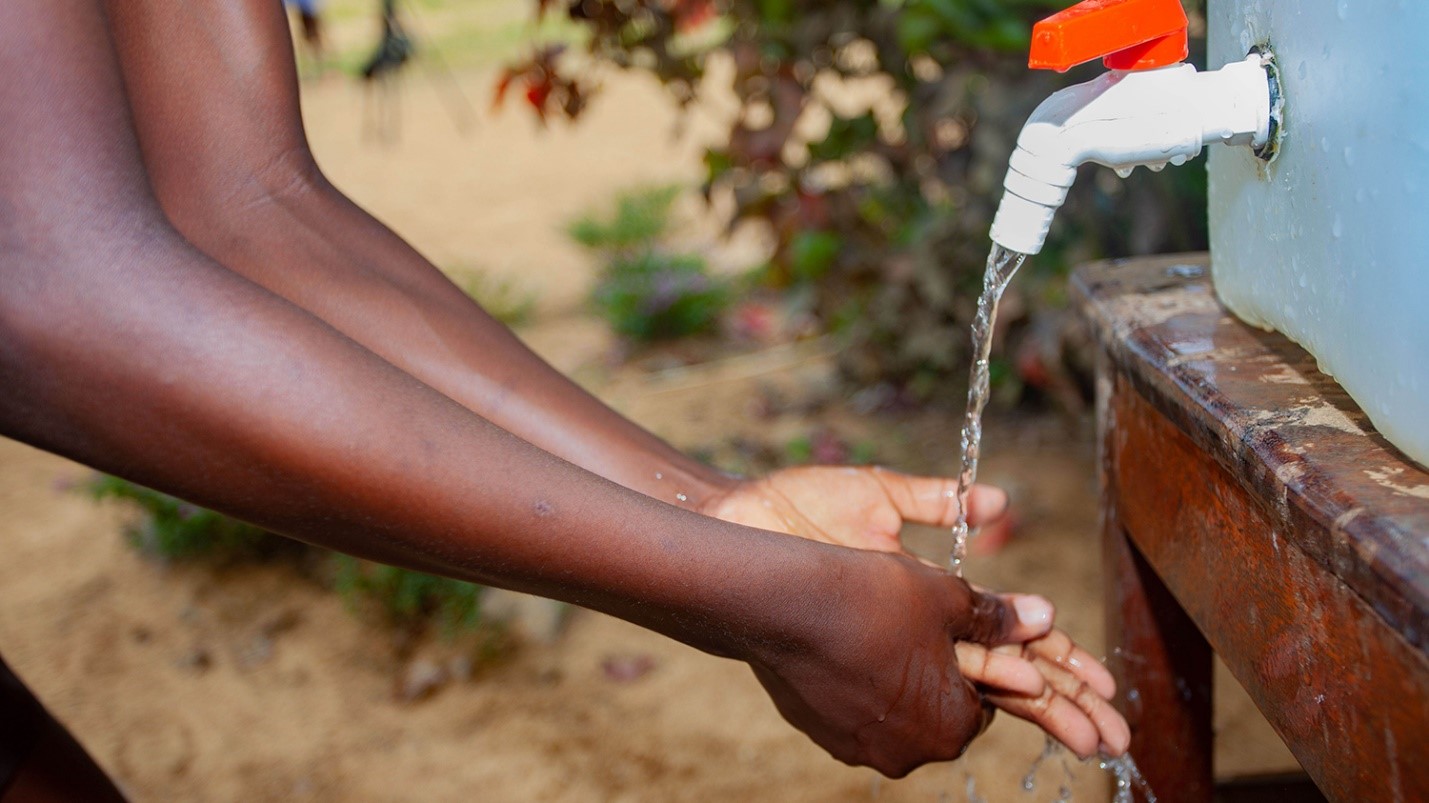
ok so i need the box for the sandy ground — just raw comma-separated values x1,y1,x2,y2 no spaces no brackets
0,50,1297,802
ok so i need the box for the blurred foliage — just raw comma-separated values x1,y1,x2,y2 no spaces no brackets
333,555,487,636
458,269,538,325
507,0,1209,400
570,185,732,340
87,474,492,637
86,474,282,560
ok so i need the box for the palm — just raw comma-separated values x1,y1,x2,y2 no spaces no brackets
703,465,991,553
705,466,911,551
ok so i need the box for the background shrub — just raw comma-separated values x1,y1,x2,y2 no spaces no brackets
571,185,732,341
505,0,1209,401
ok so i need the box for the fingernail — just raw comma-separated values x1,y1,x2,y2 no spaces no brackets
1013,595,1053,628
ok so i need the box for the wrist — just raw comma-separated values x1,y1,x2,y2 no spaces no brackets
663,461,740,515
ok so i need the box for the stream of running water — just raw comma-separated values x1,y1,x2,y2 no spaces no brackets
948,243,1027,575
945,244,1159,802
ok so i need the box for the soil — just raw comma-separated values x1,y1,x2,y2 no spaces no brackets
0,47,1298,802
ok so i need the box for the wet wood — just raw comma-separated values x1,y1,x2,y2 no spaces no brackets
1103,500,1213,802
1077,254,1429,803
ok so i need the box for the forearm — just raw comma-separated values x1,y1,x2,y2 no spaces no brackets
194,181,735,509
0,225,817,661
102,0,735,512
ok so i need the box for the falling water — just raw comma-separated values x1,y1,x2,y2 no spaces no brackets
949,244,1028,574
949,246,1159,803
1100,754,1157,803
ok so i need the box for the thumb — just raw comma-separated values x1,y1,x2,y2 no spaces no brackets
953,585,1054,645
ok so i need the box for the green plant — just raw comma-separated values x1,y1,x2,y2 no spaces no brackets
568,184,684,253
85,474,280,560
332,555,487,636
85,474,494,639
458,269,537,325
570,185,732,341
507,0,1210,401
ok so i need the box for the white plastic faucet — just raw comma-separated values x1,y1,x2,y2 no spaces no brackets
990,0,1275,256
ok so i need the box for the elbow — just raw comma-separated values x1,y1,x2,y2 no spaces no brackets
151,143,334,239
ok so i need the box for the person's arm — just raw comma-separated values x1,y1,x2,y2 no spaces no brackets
1,0,1057,778
95,0,1128,758
98,0,1020,531
102,0,738,512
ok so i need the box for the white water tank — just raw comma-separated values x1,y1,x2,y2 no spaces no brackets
1207,1,1429,468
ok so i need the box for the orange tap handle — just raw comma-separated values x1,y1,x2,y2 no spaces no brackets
1028,0,1189,73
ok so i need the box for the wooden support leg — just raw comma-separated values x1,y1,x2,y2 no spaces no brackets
1103,517,1214,802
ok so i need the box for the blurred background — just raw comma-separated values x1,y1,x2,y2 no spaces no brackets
0,0,1299,799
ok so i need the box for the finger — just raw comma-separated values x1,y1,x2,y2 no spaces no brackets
872,469,1008,529
984,688,1102,759
1026,630,1116,700
953,585,1052,645
956,642,1045,697
993,594,1056,643
1029,654,1130,756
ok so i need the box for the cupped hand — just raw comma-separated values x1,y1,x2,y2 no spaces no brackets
701,465,1008,552
750,551,1055,778
705,464,1129,760
979,629,1130,758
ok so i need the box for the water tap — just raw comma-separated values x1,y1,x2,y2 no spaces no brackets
990,0,1279,256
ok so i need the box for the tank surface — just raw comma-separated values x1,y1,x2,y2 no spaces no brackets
1208,1,1429,467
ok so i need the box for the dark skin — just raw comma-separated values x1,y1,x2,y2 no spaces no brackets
0,0,1126,797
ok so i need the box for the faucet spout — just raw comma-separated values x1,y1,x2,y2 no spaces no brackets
990,54,1274,255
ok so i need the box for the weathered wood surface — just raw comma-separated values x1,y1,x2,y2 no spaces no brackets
1077,254,1429,802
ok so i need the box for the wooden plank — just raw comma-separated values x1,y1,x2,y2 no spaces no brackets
1100,349,1214,803
1108,379,1429,802
1073,255,1429,656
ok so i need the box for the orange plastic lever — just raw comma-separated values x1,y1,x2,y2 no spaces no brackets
1028,0,1189,73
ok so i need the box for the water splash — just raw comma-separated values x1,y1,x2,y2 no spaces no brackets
1021,736,1060,792
949,244,1028,574
965,774,988,803
1099,754,1157,803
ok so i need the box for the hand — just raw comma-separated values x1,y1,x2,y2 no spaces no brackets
751,550,1054,777
701,465,1009,552
705,465,1129,759
980,629,1130,758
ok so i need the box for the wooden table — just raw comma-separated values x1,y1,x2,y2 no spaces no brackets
1073,255,1429,803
